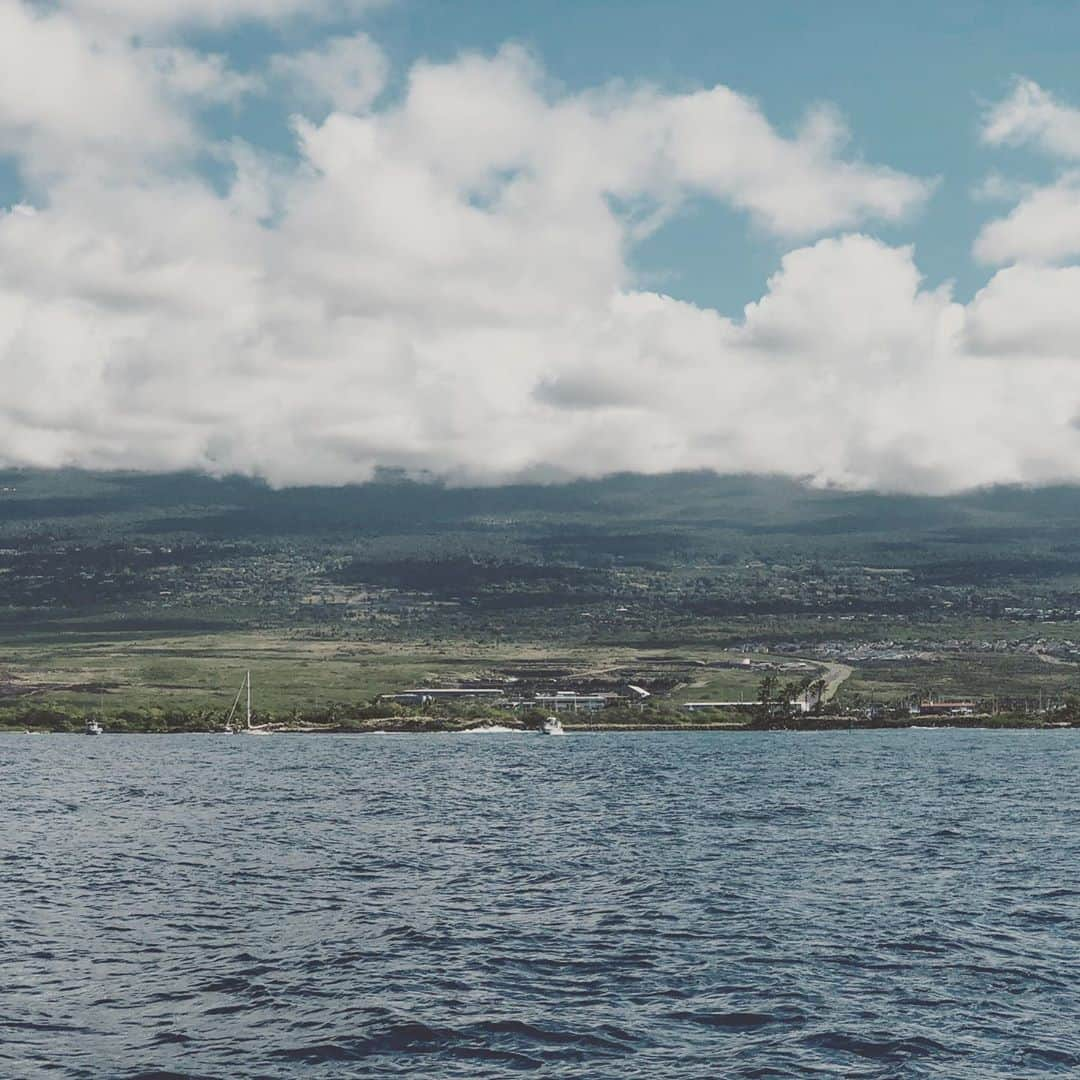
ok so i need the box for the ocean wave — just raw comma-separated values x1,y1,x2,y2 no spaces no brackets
6,730,1080,1078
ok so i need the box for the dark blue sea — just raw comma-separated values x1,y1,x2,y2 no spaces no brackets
2,730,1079,1078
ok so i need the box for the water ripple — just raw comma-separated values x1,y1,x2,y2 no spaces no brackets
2,729,1080,1077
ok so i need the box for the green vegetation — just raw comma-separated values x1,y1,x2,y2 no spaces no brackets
5,467,1080,727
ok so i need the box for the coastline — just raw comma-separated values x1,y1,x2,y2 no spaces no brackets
3,715,1076,735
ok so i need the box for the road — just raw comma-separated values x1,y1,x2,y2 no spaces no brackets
820,661,854,702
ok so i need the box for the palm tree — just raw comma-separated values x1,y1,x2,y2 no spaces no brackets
756,674,779,719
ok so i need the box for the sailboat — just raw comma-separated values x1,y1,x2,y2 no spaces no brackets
224,670,271,735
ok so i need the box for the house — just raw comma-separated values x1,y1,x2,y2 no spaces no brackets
532,691,617,712
917,700,976,717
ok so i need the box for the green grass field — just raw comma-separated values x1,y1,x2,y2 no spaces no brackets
0,630,713,719
7,622,1076,726
0,631,457,718
837,653,1079,705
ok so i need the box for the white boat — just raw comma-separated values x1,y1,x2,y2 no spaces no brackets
541,716,565,735
224,670,270,735
84,718,103,735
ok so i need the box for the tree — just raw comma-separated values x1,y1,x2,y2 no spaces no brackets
756,674,779,720
806,678,827,712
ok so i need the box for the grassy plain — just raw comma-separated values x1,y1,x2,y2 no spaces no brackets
5,623,1079,724
0,628,765,720
839,653,1079,705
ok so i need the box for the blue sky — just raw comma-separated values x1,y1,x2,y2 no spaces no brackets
4,0,1080,492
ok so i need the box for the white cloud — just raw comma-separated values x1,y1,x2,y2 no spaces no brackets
977,81,1080,265
0,1,194,175
387,48,930,240
983,77,1080,159
659,93,929,236
974,173,1080,264
272,33,388,114
0,1,261,180
6,16,1080,494
2,172,1079,492
965,262,1080,356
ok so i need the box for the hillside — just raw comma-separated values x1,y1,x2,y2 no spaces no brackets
4,468,1080,718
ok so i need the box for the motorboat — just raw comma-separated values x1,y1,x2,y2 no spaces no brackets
541,716,565,735
84,719,104,735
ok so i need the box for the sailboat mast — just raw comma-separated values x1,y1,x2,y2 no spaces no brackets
246,670,252,729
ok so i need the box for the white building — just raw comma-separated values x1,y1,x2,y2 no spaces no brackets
533,691,616,712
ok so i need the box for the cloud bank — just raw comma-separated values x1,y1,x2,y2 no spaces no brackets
0,4,1078,493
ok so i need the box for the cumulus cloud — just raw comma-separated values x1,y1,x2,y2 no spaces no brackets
974,173,1080,264
0,1,194,174
385,48,930,239
982,77,1080,159
965,262,1080,356
977,80,1080,264
1,10,1078,493
0,1,261,179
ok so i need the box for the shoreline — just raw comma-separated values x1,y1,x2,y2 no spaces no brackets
3,717,1076,735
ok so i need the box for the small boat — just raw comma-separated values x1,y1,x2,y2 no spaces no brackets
84,719,104,735
541,716,565,735
224,670,270,735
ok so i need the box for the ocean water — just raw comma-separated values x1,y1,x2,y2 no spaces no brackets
2,730,1079,1079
